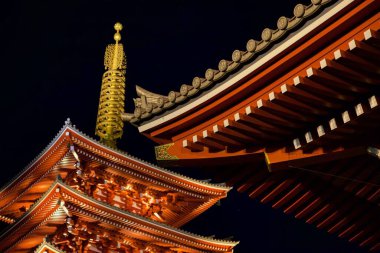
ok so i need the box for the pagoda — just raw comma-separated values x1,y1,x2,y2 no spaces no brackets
0,23,238,253
125,0,380,252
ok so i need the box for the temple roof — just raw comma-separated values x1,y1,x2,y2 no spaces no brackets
119,0,380,251
0,177,238,252
0,119,231,226
0,118,230,198
125,0,339,128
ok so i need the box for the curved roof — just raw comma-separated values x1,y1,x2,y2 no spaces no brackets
0,119,231,228
0,119,230,203
125,0,339,129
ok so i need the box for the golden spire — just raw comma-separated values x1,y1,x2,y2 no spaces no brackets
95,22,127,148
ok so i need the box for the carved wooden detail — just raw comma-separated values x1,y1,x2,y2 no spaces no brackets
64,164,187,223
50,216,176,253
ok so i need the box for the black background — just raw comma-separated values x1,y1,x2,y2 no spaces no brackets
0,0,367,252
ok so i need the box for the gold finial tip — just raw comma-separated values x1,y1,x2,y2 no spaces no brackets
114,33,121,42
114,22,123,32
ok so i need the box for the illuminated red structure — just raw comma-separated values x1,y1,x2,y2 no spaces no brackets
126,0,380,251
0,122,237,252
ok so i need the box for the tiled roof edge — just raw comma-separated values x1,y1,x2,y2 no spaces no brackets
127,0,335,123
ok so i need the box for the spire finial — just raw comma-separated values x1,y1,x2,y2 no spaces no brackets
113,22,123,42
95,23,127,148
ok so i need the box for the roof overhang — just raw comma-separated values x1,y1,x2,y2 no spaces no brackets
136,0,358,133
0,179,238,253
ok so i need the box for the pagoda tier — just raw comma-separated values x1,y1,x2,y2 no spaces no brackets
0,177,237,253
125,0,380,251
0,121,230,227
0,121,237,252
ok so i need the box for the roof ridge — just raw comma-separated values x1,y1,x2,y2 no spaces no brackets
127,0,335,123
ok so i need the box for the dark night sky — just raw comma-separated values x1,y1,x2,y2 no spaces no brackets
0,0,368,252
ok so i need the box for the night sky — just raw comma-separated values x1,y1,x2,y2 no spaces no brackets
0,0,368,252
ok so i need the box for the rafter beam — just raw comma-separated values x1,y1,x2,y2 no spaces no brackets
271,89,327,116
264,146,367,172
295,72,354,102
213,124,258,144
203,130,241,148
334,49,380,75
349,39,380,61
193,134,225,151
283,83,342,110
182,139,203,152
261,97,315,123
319,58,374,89
224,118,277,142
235,112,290,136
247,104,298,128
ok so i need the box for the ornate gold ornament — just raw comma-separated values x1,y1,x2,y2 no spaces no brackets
155,143,179,161
95,22,127,148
